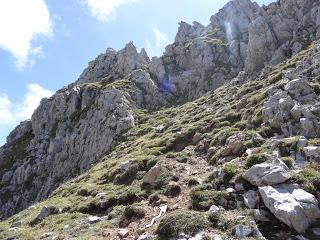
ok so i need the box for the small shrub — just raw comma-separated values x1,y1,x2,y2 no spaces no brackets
156,210,209,239
222,164,241,182
119,205,145,227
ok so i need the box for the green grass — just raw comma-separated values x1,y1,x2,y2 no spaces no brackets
156,210,210,239
293,164,320,193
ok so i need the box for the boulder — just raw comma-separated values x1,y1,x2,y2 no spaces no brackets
303,146,320,161
243,159,291,186
259,184,320,233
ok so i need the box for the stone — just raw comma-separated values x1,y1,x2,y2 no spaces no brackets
31,206,56,225
297,136,308,149
284,79,314,100
243,190,259,209
40,232,53,239
192,132,202,145
118,228,129,238
243,159,291,186
235,183,245,192
208,205,225,216
121,160,132,171
259,184,320,233
233,224,253,238
303,146,320,161
87,216,101,224
253,209,270,222
142,165,162,185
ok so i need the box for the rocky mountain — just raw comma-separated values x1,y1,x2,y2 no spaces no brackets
0,0,320,239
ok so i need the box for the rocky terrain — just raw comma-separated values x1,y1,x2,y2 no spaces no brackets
0,0,320,239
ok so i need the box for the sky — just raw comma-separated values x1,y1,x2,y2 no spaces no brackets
0,0,274,146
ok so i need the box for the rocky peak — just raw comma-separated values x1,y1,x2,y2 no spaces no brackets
77,41,149,84
174,21,205,43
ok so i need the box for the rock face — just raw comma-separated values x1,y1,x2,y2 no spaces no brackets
259,184,320,233
262,78,320,138
1,0,320,221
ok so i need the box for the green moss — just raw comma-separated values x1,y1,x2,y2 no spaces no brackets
156,210,210,239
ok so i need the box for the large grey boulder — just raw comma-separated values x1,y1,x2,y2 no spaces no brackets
259,184,320,233
243,159,291,186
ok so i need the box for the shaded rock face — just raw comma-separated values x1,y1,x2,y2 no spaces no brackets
1,0,320,221
259,184,320,233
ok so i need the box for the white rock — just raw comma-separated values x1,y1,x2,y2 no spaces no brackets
243,159,290,186
259,184,320,233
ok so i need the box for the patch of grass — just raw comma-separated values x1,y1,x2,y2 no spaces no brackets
278,137,299,157
245,153,269,168
293,164,320,193
280,157,294,169
156,210,210,239
224,111,241,124
222,164,241,182
119,204,145,227
308,138,320,146
189,184,229,210
166,151,189,163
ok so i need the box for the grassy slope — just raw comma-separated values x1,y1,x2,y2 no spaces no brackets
0,42,319,240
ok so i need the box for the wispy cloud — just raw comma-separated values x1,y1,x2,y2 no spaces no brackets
146,27,171,57
0,0,52,70
84,0,138,22
0,84,53,126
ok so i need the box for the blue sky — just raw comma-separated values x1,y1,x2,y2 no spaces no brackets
0,0,274,145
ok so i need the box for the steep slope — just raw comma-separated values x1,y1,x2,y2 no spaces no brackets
0,38,320,240
0,0,320,239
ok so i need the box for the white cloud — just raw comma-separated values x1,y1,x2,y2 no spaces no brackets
146,27,171,57
17,84,53,120
0,84,53,126
0,94,15,124
84,0,137,22
0,0,52,69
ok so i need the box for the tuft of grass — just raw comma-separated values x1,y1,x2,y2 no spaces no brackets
222,164,241,182
293,164,320,193
156,210,210,239
189,184,229,210
280,157,294,169
119,204,145,227
245,153,269,168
